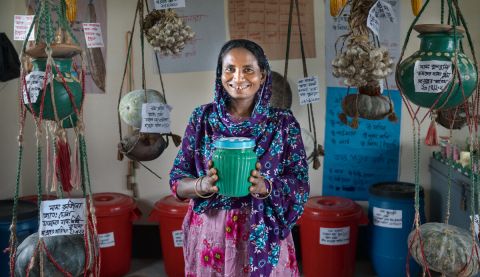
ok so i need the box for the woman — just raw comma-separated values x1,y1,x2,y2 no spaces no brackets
169,39,309,277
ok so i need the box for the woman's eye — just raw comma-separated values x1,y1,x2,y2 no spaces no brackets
244,68,254,73
225,66,235,72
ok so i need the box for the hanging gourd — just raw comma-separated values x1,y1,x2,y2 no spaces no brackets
411,0,423,16
117,0,182,164
331,0,396,128
9,0,100,276
397,25,477,109
408,223,479,277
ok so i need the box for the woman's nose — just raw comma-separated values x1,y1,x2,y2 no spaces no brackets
233,70,244,81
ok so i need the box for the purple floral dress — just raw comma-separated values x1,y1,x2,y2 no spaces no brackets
170,50,309,276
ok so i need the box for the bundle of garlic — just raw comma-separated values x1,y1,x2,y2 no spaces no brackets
143,9,195,56
332,37,394,87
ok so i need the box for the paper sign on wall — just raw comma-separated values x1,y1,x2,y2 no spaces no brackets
14,15,35,41
367,1,396,37
39,199,86,237
414,60,453,93
23,71,52,104
297,76,321,105
98,232,115,248
172,230,183,247
320,227,350,245
154,0,186,10
83,23,104,48
140,103,172,134
373,207,402,228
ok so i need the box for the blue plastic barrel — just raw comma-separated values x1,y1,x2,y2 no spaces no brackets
368,182,425,277
0,200,38,277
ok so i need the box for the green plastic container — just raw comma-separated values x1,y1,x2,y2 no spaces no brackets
212,137,257,197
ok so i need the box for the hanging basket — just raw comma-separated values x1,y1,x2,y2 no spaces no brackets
25,58,83,121
271,71,292,109
408,222,480,277
397,24,477,109
436,104,470,130
15,233,86,277
118,130,168,161
118,89,166,129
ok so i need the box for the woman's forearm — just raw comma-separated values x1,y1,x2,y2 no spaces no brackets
175,178,200,199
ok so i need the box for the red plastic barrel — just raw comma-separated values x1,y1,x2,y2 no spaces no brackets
19,194,57,203
299,196,368,277
93,193,141,277
149,195,189,277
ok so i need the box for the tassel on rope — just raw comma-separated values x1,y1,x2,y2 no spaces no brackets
339,113,348,125
425,112,439,146
350,114,360,129
55,128,73,193
388,103,398,122
71,134,81,190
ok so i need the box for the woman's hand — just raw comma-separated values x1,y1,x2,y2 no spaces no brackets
249,162,269,195
197,160,219,195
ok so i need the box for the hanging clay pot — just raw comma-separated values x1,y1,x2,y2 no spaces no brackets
271,71,292,109
25,58,83,121
340,85,395,127
408,222,479,277
15,233,86,277
118,89,166,129
118,130,168,161
436,103,470,130
397,24,477,109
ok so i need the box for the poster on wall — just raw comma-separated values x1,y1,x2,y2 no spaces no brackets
153,0,226,73
27,0,107,94
322,0,402,200
228,0,315,60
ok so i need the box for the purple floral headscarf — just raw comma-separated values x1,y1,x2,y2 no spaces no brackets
170,39,309,276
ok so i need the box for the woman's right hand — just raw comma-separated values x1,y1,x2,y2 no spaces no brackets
196,160,219,195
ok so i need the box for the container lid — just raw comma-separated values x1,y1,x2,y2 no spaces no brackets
92,193,137,217
0,200,38,221
369,182,424,199
149,195,189,220
214,137,255,149
303,196,362,222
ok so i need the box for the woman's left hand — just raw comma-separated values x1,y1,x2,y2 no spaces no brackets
249,162,269,195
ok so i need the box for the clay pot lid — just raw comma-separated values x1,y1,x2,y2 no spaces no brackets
25,42,82,58
414,24,465,34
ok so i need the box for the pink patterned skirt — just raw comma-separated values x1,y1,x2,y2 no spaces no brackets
182,205,299,277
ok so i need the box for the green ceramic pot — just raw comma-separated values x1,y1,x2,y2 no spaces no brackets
212,137,257,197
26,58,83,121
397,24,477,109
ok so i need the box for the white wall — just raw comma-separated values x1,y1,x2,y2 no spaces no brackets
1,0,479,221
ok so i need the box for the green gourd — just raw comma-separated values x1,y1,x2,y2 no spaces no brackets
408,222,479,277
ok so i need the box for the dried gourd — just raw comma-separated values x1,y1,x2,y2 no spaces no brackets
330,0,346,17
65,0,77,23
411,0,422,16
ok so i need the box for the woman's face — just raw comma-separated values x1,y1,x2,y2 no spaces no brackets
221,47,265,103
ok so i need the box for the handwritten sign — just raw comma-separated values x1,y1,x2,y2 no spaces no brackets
39,199,86,237
172,230,183,247
140,103,172,133
320,227,350,245
367,1,396,36
98,232,115,248
14,15,35,41
297,76,321,105
23,71,51,104
373,207,402,228
322,87,401,200
414,60,453,93
83,23,104,48
154,0,186,9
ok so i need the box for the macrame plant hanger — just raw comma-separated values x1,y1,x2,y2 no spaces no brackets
284,0,323,170
398,0,480,276
9,0,100,276
116,0,181,179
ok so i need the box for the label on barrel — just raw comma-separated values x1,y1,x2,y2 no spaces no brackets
98,232,115,248
373,207,402,228
319,227,350,245
172,230,183,247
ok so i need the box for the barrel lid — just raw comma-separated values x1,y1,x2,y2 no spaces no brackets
0,200,38,221
150,195,189,219
303,196,362,222
92,193,136,217
369,182,424,199
214,137,255,149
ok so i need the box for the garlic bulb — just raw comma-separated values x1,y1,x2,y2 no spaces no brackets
143,9,195,56
332,42,394,87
